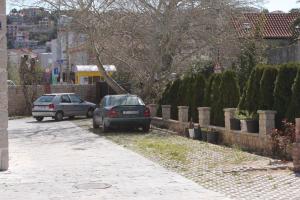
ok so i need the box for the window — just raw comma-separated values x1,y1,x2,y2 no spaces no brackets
37,95,55,103
61,95,71,103
69,95,82,103
106,96,144,107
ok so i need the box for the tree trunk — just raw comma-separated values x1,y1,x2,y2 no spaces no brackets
93,43,128,94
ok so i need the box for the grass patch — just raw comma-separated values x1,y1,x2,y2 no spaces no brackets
137,138,189,163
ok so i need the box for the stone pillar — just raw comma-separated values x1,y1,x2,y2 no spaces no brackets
224,108,237,131
0,0,8,171
197,107,211,128
257,110,277,138
293,119,300,172
148,104,158,117
161,105,171,120
178,106,189,123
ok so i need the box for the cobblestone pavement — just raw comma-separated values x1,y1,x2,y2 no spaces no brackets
0,118,230,200
73,119,300,200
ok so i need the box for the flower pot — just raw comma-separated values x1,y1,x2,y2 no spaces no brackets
230,118,241,130
240,120,247,132
201,131,207,142
207,131,219,144
246,119,259,133
189,128,201,140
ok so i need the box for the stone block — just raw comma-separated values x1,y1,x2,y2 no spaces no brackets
148,104,158,117
178,106,189,122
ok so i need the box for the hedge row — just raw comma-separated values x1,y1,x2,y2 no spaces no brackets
158,70,240,126
238,63,300,126
158,63,300,128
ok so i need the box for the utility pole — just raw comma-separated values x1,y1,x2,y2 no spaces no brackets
0,0,9,170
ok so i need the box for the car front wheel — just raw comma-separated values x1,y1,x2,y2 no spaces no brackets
86,108,94,118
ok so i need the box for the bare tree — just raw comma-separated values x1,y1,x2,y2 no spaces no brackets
40,0,264,101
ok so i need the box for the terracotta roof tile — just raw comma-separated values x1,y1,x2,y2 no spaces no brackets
233,13,300,39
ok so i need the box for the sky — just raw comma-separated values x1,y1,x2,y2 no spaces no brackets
6,0,300,13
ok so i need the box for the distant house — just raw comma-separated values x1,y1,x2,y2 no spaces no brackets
233,12,300,64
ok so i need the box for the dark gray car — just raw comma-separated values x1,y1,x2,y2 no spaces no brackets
93,94,151,132
32,93,96,121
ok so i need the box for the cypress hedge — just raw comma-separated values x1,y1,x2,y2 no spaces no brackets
273,63,298,126
210,73,223,126
239,66,264,115
259,67,278,110
286,69,300,121
218,71,240,125
191,74,206,122
204,74,215,107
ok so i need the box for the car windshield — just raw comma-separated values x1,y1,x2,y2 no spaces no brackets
106,96,144,107
36,95,55,103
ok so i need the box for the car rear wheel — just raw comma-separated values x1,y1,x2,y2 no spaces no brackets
55,111,64,121
86,108,94,118
35,117,44,122
93,119,99,129
142,124,150,133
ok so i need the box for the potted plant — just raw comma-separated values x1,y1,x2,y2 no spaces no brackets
237,111,259,133
188,120,201,140
207,128,219,144
230,111,241,130
201,127,208,142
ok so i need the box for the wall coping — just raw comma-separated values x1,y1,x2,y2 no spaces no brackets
257,110,277,114
161,105,171,108
223,108,237,112
197,107,211,111
148,104,157,106
178,106,189,109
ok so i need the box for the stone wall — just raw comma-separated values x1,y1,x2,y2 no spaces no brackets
267,39,300,65
151,105,277,156
8,84,97,116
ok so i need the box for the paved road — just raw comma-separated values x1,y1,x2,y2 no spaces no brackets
0,118,231,200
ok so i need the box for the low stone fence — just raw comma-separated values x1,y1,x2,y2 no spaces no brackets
8,84,97,116
150,105,276,156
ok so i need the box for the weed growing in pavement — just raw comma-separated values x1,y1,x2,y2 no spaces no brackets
137,138,189,163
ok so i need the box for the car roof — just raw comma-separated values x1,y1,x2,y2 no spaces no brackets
105,94,138,98
43,93,75,96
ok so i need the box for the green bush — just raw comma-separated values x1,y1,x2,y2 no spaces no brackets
218,71,240,126
259,66,278,110
210,73,223,126
239,66,264,115
274,63,298,126
286,69,300,121
190,74,206,122
204,74,215,106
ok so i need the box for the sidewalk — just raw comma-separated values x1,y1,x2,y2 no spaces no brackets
0,118,231,200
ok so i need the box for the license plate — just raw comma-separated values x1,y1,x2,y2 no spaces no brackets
35,106,47,110
123,111,139,115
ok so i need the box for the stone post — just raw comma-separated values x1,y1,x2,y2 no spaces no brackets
197,107,211,128
178,106,189,123
257,110,277,138
161,105,171,120
148,104,158,117
293,119,300,172
224,108,237,131
0,0,8,171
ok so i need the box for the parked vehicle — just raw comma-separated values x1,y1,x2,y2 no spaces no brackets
93,94,151,132
32,93,96,122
